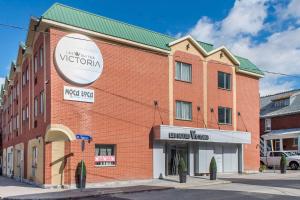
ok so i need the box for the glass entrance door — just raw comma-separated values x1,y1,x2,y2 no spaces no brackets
167,143,188,175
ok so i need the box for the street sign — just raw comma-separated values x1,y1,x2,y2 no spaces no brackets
76,134,92,141
81,140,85,152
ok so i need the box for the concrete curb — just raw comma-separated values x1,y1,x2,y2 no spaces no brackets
3,186,174,200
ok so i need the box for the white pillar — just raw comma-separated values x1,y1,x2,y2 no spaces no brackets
188,143,194,176
263,139,267,156
280,139,283,151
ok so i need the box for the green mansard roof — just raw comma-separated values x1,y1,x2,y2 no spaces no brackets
42,3,263,76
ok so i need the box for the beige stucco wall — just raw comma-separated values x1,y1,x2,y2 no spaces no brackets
2,148,6,176
6,146,14,177
14,143,24,179
27,137,44,184
207,50,235,66
169,39,206,125
171,40,205,58
51,141,65,186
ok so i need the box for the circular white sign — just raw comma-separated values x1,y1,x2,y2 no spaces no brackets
55,33,103,85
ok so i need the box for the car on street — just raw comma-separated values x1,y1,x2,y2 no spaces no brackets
260,151,300,170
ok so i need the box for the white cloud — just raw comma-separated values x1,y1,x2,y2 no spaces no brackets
0,77,5,88
182,0,300,96
280,0,300,19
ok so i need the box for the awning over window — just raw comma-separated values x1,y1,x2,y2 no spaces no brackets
261,128,300,140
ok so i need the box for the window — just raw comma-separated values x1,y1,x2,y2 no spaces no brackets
95,144,116,166
34,97,38,117
265,118,271,132
274,98,290,108
34,54,38,73
293,138,298,146
270,152,282,157
26,105,29,120
39,47,43,67
175,62,192,82
218,71,231,90
22,108,26,121
218,107,232,124
40,91,44,114
16,82,19,96
26,67,29,82
32,146,38,176
176,101,192,120
16,114,19,129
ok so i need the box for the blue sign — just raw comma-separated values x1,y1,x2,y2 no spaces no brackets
76,134,92,141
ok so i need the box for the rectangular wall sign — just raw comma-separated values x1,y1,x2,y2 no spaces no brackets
95,156,115,162
64,86,95,103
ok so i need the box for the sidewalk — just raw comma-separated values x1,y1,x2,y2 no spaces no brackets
0,175,229,199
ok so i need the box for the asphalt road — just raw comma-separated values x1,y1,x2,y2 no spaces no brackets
86,173,300,200
2,172,300,200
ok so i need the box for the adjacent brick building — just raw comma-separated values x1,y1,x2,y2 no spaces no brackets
260,89,300,155
0,3,263,188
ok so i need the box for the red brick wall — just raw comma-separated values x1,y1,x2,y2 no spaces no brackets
173,51,204,128
236,73,260,171
1,32,51,180
260,113,300,135
48,28,169,183
207,61,233,130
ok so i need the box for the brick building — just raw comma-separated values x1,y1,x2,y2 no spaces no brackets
1,3,263,188
260,89,300,155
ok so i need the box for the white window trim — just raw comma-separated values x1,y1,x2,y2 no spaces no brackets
175,101,192,120
265,118,271,132
40,91,44,114
218,106,232,125
34,97,38,117
175,61,192,83
218,71,231,90
95,144,116,167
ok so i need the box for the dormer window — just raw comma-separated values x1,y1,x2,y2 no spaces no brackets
273,98,290,108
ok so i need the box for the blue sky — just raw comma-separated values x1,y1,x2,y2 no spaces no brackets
0,0,300,95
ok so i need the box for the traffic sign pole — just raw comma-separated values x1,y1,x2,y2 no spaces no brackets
76,134,91,192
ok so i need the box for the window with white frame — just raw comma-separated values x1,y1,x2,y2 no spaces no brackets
95,144,116,166
16,82,19,97
34,97,38,117
176,101,192,120
40,90,44,114
265,118,271,132
26,105,29,120
274,98,290,108
293,138,298,146
26,67,29,82
22,108,26,121
34,54,38,73
16,114,19,129
175,61,192,82
218,106,232,124
22,71,26,86
218,71,231,90
39,47,43,67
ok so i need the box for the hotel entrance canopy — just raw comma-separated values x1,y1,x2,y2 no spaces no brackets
153,125,251,144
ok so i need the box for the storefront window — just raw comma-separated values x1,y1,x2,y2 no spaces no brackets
95,144,116,166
